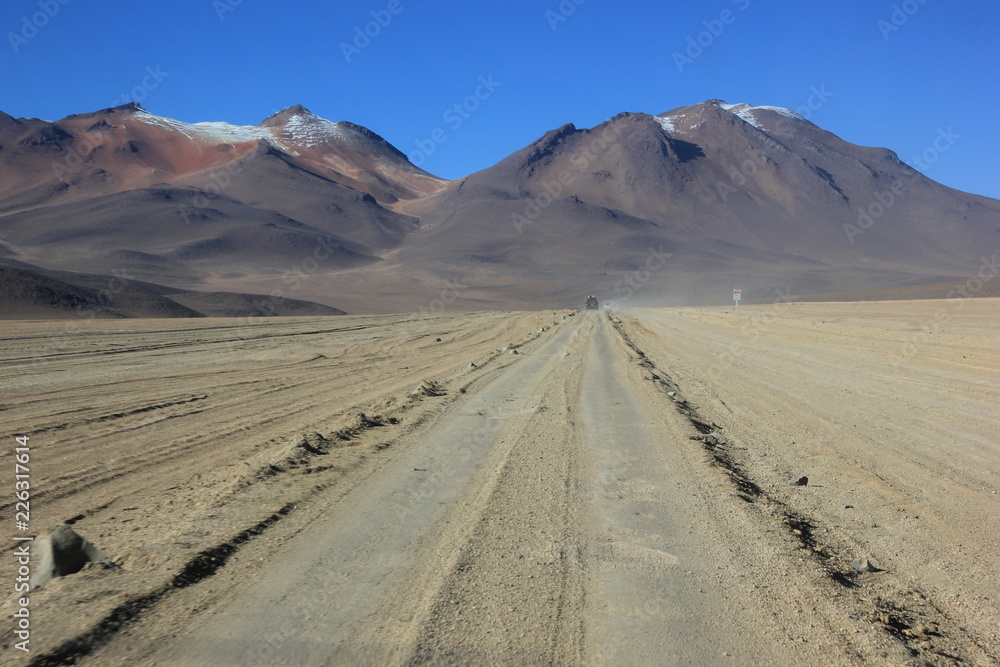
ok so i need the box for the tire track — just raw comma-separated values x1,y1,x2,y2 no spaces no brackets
405,318,591,665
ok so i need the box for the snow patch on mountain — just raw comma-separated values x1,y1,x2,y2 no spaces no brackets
754,105,807,121
130,108,346,149
131,110,273,144
655,116,677,133
719,103,763,129
716,101,805,130
282,112,345,147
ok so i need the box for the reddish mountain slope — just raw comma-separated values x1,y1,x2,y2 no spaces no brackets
1,100,997,314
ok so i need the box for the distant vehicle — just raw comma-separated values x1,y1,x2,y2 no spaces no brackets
585,295,599,310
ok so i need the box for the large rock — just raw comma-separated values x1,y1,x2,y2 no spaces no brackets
31,523,110,589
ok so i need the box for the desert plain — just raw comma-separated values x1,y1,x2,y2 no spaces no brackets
0,298,997,665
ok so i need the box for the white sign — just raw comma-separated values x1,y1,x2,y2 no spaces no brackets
733,289,742,301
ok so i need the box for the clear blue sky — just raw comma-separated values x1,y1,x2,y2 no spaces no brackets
2,0,998,199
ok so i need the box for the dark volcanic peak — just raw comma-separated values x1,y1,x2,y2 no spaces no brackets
259,104,317,127
108,102,145,113
16,124,73,149
60,102,146,122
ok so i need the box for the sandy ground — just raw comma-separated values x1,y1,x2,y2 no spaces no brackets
0,300,997,665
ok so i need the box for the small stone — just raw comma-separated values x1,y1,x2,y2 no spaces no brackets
792,476,809,486
842,504,854,509
667,391,677,398
510,349,519,355
435,337,442,342
851,557,875,572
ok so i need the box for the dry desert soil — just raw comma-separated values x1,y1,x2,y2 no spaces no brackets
0,300,997,665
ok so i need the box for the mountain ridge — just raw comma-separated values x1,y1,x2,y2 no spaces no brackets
1,100,997,316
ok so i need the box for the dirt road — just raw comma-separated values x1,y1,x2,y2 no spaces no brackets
3,302,998,665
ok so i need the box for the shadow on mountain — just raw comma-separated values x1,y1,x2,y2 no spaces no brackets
670,139,705,163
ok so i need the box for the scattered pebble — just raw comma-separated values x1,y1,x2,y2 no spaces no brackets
792,476,809,486
851,556,875,572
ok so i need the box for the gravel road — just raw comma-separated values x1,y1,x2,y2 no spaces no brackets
3,301,996,665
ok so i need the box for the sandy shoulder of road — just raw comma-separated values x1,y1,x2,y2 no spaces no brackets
621,298,1000,661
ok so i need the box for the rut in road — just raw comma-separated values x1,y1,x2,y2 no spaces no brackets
403,318,591,664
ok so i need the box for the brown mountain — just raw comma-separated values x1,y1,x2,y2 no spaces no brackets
401,100,1000,306
1,100,997,315
0,103,445,313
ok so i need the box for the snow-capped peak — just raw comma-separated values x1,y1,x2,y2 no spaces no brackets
259,105,346,148
714,101,806,130
655,98,805,136
281,111,344,148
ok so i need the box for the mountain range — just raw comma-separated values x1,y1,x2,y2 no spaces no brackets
1,99,997,317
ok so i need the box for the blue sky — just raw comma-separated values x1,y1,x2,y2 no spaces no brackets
2,0,998,199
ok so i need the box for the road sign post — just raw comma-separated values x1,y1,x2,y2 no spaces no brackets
733,289,741,314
